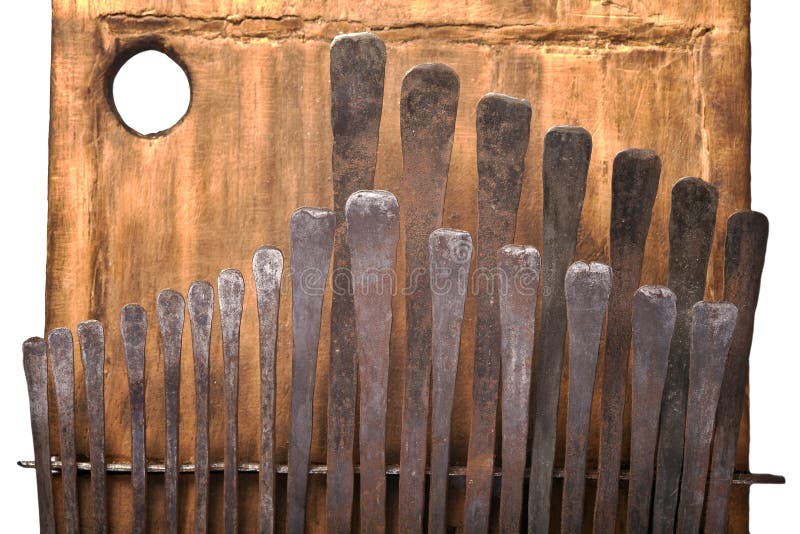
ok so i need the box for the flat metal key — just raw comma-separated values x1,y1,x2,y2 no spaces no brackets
327,32,386,534
49,327,79,534
219,269,245,533
23,337,56,534
497,245,541,533
77,320,107,534
593,149,660,533
464,93,531,534
121,304,148,534
427,229,473,534
528,126,592,534
252,247,284,534
561,262,612,534
346,190,400,533
652,177,718,533
157,289,185,534
625,287,676,534
704,211,769,533
397,62,459,534
187,281,214,533
676,302,738,533
287,208,335,534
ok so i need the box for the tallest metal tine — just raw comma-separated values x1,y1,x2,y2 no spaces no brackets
77,320,107,534
287,208,335,534
157,289,186,534
49,327,78,534
397,62,459,534
327,31,386,534
464,93,531,534
593,148,661,532
219,269,245,534
528,125,592,534
23,337,56,534
253,246,284,534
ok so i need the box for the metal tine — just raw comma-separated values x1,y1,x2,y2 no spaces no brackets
652,177,718,533
287,208,335,533
561,262,612,534
346,190,400,533
625,286,676,534
121,304,148,534
464,93,531,534
157,289,186,534
398,62,459,534
593,149,661,532
48,327,79,534
23,337,56,534
676,301,738,533
427,229,473,534
327,31,386,534
218,269,245,534
528,126,592,534
187,281,214,534
252,246,284,534
498,245,541,533
77,320,107,534
704,211,769,532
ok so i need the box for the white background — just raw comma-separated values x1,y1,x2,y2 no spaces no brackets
0,3,796,531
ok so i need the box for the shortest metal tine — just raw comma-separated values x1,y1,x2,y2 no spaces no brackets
23,337,56,534
77,320,107,534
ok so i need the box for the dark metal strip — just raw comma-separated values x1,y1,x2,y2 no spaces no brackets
427,229,472,534
121,304,148,534
327,32,386,534
676,302,738,532
287,209,335,534
561,262,612,534
464,93,531,534
218,270,245,534
347,190,400,533
497,246,541,533
528,126,592,534
593,149,661,533
397,63,459,534
625,287,676,534
252,247,284,534
704,211,769,533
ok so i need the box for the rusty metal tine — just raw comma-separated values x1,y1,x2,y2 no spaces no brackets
398,63,459,534
218,269,245,534
23,337,56,534
704,211,769,533
427,229,473,534
187,281,214,534
561,262,612,534
497,246,541,533
77,320,107,534
625,287,676,534
528,126,592,534
676,302,738,533
121,304,148,534
593,148,661,532
327,32,386,534
157,290,186,534
287,209,335,533
464,93,531,534
253,247,285,534
652,177,718,533
346,190,400,533
48,327,79,534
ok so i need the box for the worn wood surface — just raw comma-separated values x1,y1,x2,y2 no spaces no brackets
47,1,752,531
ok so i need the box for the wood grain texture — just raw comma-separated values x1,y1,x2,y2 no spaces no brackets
46,1,752,531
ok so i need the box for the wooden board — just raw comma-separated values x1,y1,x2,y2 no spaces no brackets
46,1,751,531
